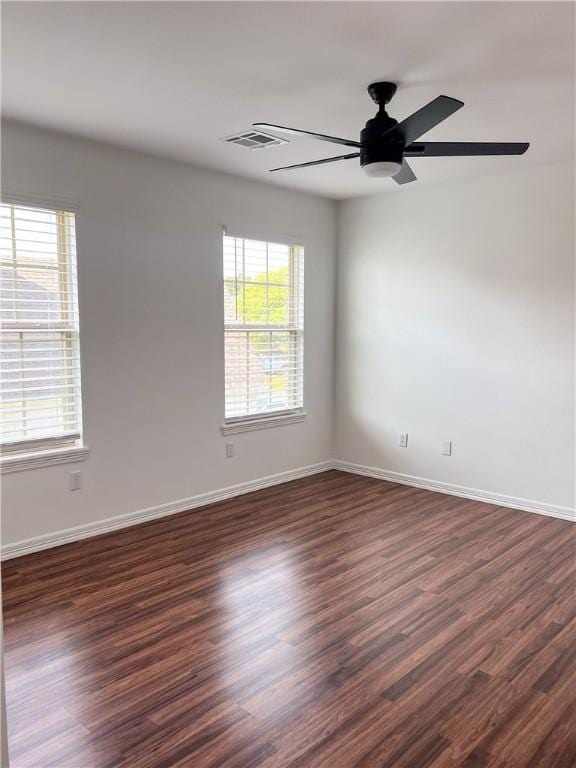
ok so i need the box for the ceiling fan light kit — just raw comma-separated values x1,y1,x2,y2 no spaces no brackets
253,82,529,185
362,161,403,178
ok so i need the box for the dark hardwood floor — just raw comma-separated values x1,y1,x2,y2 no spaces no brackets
2,470,575,767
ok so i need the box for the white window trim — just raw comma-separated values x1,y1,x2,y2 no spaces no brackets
1,444,89,474
221,409,306,435
223,231,305,426
1,200,85,462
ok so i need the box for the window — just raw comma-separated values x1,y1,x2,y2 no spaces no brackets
0,203,83,455
223,234,304,423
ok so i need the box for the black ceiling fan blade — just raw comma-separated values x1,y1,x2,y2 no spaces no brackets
253,123,361,148
392,160,417,185
404,141,530,156
269,153,360,172
392,96,464,145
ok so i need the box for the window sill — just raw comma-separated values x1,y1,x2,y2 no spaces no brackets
221,411,306,435
1,445,90,474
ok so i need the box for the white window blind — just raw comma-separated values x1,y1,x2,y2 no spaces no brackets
0,203,83,454
223,234,304,421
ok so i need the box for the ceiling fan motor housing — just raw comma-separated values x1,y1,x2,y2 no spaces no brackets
360,112,404,171
361,82,403,174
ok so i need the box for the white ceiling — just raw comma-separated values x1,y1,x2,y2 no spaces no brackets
2,1,574,200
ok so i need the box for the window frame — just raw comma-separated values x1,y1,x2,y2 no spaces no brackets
222,233,305,432
0,200,87,470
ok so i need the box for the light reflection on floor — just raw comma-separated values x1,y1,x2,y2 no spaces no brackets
214,545,305,700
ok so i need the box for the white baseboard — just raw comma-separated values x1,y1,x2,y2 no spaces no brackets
1,460,333,560
333,460,576,522
3,458,573,560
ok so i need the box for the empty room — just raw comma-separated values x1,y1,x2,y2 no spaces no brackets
0,1,574,766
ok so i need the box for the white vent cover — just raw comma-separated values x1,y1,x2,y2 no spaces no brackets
221,130,287,149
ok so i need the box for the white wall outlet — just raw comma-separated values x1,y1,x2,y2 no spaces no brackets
69,471,82,491
442,440,452,456
225,442,234,458
400,433,409,448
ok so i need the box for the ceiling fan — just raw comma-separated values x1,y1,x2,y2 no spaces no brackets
254,82,529,184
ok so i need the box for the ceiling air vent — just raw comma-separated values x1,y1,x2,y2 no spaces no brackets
221,130,287,149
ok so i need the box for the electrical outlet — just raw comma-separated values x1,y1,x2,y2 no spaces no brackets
442,440,452,456
399,433,409,448
226,442,234,458
69,471,82,491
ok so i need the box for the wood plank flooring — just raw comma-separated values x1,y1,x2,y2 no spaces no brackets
2,470,576,767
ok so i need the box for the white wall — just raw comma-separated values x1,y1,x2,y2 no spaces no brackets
1,121,336,546
2,121,574,551
336,163,575,513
